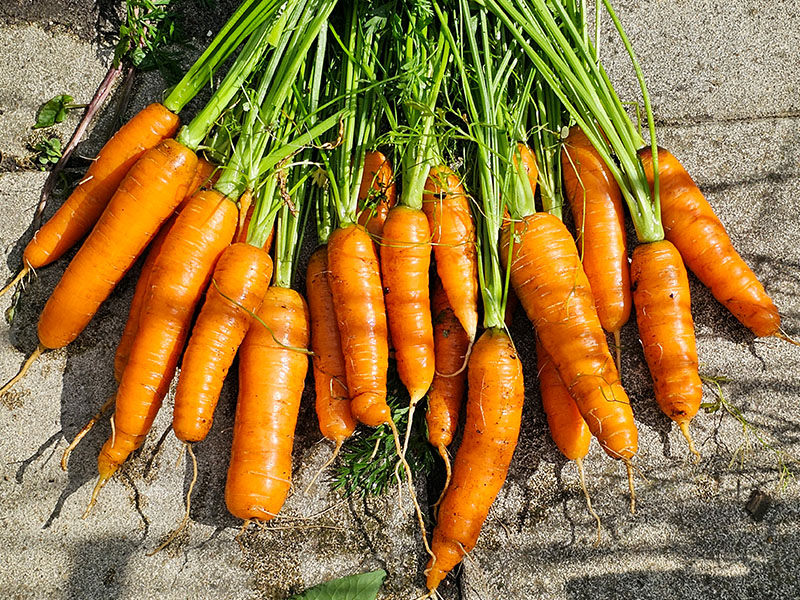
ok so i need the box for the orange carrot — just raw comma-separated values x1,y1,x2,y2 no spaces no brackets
631,239,702,459
562,126,632,350
225,286,310,521
357,151,397,240
326,223,390,428
88,189,237,510
422,165,479,341
501,212,638,462
425,327,524,590
172,241,273,443
307,246,355,445
380,205,435,412
640,147,780,338
515,141,539,197
37,138,197,351
1,104,180,296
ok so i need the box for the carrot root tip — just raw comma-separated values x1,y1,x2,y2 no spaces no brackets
775,331,800,347
61,394,115,471
624,460,636,515
83,470,114,519
0,344,45,398
678,421,701,463
0,266,29,299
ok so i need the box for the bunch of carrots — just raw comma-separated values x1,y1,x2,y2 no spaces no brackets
0,0,794,592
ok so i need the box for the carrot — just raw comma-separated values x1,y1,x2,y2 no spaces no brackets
307,246,355,446
422,165,479,341
87,189,237,511
562,125,632,365
501,212,638,463
225,286,310,521
0,103,180,297
172,241,273,444
326,223,390,428
380,205,435,416
536,339,602,542
639,146,781,338
426,274,470,498
357,151,397,240
515,141,539,196
425,327,524,590
631,239,702,459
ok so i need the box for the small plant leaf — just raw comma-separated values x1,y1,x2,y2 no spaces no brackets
34,95,74,128
288,569,387,600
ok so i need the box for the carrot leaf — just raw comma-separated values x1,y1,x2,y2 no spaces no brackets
288,569,387,600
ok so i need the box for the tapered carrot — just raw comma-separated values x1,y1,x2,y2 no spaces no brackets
562,126,632,365
326,223,390,428
87,189,237,512
0,103,180,297
425,327,524,590
307,246,354,446
426,274,470,499
172,241,273,443
639,147,781,338
631,239,702,459
357,150,397,240
501,212,638,462
225,286,310,521
422,165,479,341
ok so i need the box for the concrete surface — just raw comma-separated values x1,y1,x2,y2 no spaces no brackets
1,1,800,599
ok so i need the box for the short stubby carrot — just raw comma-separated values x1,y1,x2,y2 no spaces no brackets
38,138,198,350
225,287,310,522
631,239,702,457
561,126,631,337
422,165,478,341
326,223,390,427
94,189,237,495
425,327,524,591
500,212,638,461
172,241,273,444
380,205,435,406
307,246,355,444
639,146,780,338
21,103,180,273
357,151,397,240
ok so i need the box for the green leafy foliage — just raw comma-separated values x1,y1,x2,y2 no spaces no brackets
288,569,386,600
34,95,75,129
30,137,62,169
334,360,435,498
114,0,183,82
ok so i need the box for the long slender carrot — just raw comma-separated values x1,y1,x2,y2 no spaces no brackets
307,246,354,445
562,126,632,360
357,150,397,240
326,223,390,428
501,212,638,462
0,103,180,297
424,327,524,590
631,239,702,459
225,286,310,521
88,189,237,511
639,146,781,338
172,241,273,443
422,165,479,342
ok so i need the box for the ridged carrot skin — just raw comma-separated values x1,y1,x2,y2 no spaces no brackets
113,157,215,382
639,147,780,337
422,165,479,341
357,150,397,240
537,340,591,462
426,276,469,451
96,189,237,483
631,240,702,430
307,246,355,443
380,205,435,404
225,287,310,521
561,126,631,334
326,223,390,427
500,212,638,460
38,138,197,350
172,242,273,443
425,328,524,590
23,103,180,271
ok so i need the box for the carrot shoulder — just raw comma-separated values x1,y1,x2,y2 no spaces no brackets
640,146,780,338
357,150,397,241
